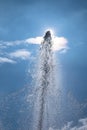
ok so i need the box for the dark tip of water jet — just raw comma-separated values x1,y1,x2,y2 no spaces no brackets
44,31,52,40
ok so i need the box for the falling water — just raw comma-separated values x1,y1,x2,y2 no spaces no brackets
33,31,57,130
0,31,84,130
32,31,83,130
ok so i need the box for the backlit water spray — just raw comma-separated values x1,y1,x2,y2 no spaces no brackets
33,31,59,130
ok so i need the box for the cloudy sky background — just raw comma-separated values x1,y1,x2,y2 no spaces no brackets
0,0,87,100
0,0,87,129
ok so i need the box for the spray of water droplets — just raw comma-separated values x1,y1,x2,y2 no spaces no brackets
33,37,59,130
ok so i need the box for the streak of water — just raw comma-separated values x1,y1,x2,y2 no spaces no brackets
33,37,56,130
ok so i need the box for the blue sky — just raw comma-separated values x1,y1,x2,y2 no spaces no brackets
0,0,87,129
0,0,87,111
0,0,87,99
0,0,87,98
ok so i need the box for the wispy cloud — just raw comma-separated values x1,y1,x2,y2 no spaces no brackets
9,49,31,60
62,118,87,130
25,37,43,44
0,35,68,52
0,57,15,64
25,36,68,51
0,40,24,48
49,117,87,130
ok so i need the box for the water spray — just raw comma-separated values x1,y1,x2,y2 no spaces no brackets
33,30,55,130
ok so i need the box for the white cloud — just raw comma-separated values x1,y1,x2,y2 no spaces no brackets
52,36,68,51
0,35,68,52
9,49,31,60
25,37,43,44
25,36,68,52
0,57,15,64
0,40,25,48
62,118,87,130
49,117,87,130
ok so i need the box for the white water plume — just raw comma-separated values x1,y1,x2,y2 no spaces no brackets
33,34,60,130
